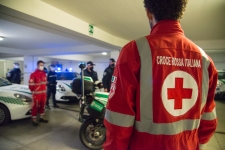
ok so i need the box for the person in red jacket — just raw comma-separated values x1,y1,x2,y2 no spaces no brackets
104,1,218,150
29,60,48,126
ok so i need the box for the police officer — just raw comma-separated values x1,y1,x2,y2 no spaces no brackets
102,58,116,92
82,61,98,82
7,62,21,84
46,65,59,109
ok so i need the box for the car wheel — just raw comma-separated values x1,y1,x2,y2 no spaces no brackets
0,104,10,126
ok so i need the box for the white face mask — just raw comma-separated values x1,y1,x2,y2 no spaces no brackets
14,65,19,68
39,66,44,70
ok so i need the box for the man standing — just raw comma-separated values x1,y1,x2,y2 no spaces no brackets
102,58,116,92
29,60,48,126
46,65,59,109
104,1,217,150
7,62,21,84
82,61,98,82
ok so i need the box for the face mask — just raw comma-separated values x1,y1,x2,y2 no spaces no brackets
50,68,55,71
14,65,19,68
39,66,44,70
110,64,115,67
90,67,94,71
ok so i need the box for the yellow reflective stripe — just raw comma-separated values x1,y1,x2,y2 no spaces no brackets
201,108,217,121
105,109,135,127
135,119,200,135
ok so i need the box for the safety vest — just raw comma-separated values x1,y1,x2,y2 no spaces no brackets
104,20,217,150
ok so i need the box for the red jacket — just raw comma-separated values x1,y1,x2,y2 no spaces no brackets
29,69,47,95
104,20,217,150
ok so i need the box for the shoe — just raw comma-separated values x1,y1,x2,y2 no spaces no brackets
53,105,59,108
46,105,51,109
39,118,49,123
32,121,39,126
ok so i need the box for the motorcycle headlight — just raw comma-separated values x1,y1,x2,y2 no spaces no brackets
14,93,32,104
57,84,66,93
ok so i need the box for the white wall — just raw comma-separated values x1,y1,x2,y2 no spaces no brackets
207,52,225,70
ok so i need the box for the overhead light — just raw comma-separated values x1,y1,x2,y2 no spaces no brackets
102,52,107,55
0,37,3,41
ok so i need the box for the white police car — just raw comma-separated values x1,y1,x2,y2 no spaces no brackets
0,78,32,125
215,70,225,99
55,72,79,102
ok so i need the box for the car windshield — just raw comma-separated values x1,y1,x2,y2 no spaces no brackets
218,72,225,80
56,72,80,80
0,78,12,87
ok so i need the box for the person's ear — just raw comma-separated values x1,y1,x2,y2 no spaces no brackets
146,9,153,21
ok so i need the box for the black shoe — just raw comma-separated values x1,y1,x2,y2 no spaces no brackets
39,118,49,123
46,105,51,109
32,121,39,126
53,105,59,108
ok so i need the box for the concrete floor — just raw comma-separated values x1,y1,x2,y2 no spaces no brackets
0,100,224,150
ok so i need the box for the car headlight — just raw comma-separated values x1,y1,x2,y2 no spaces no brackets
14,93,32,103
57,85,66,93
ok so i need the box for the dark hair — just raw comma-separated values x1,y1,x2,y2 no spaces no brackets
14,62,19,66
144,0,188,21
37,60,44,65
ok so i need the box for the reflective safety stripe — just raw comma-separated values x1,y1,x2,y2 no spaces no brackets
135,37,154,122
49,75,57,77
135,119,200,135
201,108,217,121
29,82,47,86
198,46,210,111
33,91,46,94
199,144,206,150
105,109,135,127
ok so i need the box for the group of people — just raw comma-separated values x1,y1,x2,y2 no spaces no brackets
28,58,116,126
8,0,219,148
82,58,116,92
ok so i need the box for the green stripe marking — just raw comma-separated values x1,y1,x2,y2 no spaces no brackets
0,96,25,105
11,90,32,95
62,82,72,89
95,93,109,99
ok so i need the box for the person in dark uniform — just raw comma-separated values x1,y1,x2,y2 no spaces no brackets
7,62,21,84
46,65,59,109
102,58,116,92
81,61,98,82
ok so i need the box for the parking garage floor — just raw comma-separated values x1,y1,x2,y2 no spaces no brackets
0,100,224,150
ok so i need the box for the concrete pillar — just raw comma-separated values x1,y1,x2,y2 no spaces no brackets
23,56,39,85
110,50,120,61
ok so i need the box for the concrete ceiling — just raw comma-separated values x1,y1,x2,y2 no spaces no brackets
0,19,86,50
42,0,225,41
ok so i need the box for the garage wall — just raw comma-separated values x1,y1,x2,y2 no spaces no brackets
207,52,225,70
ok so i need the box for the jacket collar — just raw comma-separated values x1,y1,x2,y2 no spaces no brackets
150,20,184,36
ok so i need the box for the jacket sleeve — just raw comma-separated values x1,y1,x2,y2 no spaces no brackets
198,62,218,149
103,41,140,150
29,73,35,92
102,69,109,89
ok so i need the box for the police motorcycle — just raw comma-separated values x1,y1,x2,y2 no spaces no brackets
71,63,109,150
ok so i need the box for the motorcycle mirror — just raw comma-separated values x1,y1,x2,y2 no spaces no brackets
79,62,86,69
